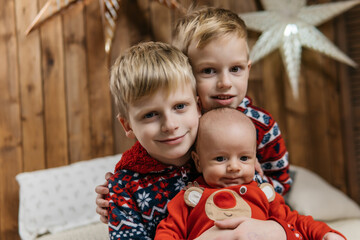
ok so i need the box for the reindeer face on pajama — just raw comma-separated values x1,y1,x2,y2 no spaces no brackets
184,182,275,221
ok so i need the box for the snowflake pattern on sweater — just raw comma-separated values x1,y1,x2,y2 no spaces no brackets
107,142,198,240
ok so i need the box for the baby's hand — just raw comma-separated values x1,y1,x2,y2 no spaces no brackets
323,232,345,240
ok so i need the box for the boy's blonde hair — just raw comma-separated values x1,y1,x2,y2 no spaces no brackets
110,41,196,119
173,7,248,55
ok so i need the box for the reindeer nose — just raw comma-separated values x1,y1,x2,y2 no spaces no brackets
213,191,236,209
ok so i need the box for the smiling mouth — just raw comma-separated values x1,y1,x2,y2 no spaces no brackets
224,213,233,217
157,134,185,144
212,95,234,100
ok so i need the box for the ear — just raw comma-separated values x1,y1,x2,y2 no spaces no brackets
191,151,202,173
118,116,136,139
184,187,204,207
259,183,276,202
247,60,252,71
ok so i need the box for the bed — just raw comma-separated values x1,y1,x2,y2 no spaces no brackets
16,154,360,240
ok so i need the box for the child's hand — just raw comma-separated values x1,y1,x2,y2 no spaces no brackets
323,232,345,240
95,172,113,223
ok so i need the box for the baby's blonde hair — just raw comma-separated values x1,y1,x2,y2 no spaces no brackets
172,7,249,56
110,41,196,119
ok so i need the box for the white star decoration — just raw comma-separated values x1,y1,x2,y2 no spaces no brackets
239,0,359,98
26,0,185,54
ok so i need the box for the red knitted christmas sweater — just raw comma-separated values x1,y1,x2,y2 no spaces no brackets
107,141,198,240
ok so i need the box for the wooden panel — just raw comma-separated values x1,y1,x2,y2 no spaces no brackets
283,70,313,170
85,0,114,157
39,0,69,168
150,1,172,43
63,4,92,163
303,45,333,181
346,6,360,204
320,21,346,191
0,1,22,239
16,0,45,172
338,4,360,204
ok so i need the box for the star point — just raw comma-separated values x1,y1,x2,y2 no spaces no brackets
239,0,360,98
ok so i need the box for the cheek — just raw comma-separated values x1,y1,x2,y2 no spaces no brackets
235,77,248,89
245,165,255,179
196,81,212,95
186,110,200,129
136,125,156,139
204,166,221,178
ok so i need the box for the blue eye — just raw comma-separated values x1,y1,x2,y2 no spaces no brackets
202,68,216,74
215,156,226,162
175,104,186,110
144,112,156,119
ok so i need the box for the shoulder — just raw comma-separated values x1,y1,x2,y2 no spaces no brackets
108,169,140,189
238,96,275,127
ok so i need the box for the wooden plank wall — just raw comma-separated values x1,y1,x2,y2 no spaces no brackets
338,4,360,208
0,0,358,239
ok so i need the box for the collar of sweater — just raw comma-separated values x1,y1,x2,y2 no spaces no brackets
115,141,191,174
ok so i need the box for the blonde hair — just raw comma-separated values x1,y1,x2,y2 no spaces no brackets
110,41,196,118
172,7,249,56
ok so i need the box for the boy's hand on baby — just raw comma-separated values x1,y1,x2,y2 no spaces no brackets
95,171,113,223
323,232,345,240
213,217,286,240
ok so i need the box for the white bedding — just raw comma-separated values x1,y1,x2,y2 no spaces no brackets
16,155,360,240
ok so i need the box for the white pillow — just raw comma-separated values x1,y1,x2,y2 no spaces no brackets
16,154,121,240
287,165,360,221
36,222,108,240
326,218,360,240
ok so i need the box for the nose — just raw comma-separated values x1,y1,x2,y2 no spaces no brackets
213,191,236,209
161,113,179,133
227,159,240,172
217,72,232,89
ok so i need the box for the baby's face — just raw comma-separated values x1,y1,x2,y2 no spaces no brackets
188,34,251,113
123,84,201,167
193,121,256,188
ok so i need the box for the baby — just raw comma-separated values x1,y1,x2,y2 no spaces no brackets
155,108,345,240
